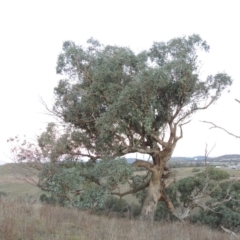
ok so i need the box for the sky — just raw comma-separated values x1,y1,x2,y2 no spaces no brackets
0,0,239,163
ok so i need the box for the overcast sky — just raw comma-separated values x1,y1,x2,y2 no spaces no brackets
0,0,239,163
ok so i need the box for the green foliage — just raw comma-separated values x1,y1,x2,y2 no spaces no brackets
103,196,141,217
167,167,230,208
162,167,240,231
191,180,240,231
196,167,230,181
53,35,232,157
0,191,8,198
154,202,176,221
104,197,130,213
38,157,134,210
40,193,60,205
167,176,205,208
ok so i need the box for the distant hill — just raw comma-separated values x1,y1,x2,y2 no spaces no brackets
169,156,210,162
126,156,206,164
126,154,240,164
170,154,240,162
126,156,209,163
212,154,240,160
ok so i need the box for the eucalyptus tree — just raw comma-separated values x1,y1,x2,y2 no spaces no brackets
11,35,232,221
50,34,232,221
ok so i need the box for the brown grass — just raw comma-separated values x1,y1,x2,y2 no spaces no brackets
0,197,234,240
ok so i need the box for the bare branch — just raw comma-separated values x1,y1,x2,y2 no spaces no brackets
175,97,216,126
132,160,154,172
221,225,239,239
151,134,168,148
121,146,155,155
111,180,150,198
175,120,191,141
202,121,240,138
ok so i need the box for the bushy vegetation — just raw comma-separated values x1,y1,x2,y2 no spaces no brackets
190,180,240,232
40,193,142,219
0,191,8,198
163,167,240,231
99,196,141,218
37,157,134,210
192,167,201,173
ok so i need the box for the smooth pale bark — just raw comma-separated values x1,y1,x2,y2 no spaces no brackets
139,172,161,221
139,149,175,222
139,162,165,221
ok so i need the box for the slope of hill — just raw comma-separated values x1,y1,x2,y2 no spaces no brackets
0,197,232,240
0,163,41,198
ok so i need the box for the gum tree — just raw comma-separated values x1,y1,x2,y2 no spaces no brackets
11,35,232,221
51,35,232,221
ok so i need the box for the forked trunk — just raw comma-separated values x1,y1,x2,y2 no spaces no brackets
140,167,162,222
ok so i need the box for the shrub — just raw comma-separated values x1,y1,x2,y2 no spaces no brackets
0,191,8,198
192,168,201,173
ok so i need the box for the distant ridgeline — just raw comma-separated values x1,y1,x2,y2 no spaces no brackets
169,154,240,163
1,155,240,166
125,154,240,164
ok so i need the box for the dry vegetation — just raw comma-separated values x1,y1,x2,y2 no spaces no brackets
0,197,233,240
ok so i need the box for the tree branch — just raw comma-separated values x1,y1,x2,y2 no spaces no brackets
111,180,150,198
202,121,240,138
221,225,239,239
151,134,168,148
132,160,154,172
176,97,216,126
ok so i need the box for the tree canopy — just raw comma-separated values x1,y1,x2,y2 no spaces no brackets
53,35,232,162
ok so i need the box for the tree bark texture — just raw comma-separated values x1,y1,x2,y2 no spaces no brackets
139,155,166,221
140,172,161,221
139,151,174,221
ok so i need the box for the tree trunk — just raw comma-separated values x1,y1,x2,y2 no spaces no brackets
140,166,162,221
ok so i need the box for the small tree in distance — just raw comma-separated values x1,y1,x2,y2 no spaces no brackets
9,35,232,221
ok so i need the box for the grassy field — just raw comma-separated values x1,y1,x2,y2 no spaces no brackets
0,163,41,199
0,197,233,240
174,166,240,178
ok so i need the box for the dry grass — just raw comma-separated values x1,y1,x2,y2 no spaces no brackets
0,163,41,198
173,167,240,179
0,197,234,240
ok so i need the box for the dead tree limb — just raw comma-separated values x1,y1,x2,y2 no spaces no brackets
221,225,239,239
201,121,240,139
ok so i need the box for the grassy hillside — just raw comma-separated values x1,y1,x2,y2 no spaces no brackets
0,197,232,240
0,163,41,199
